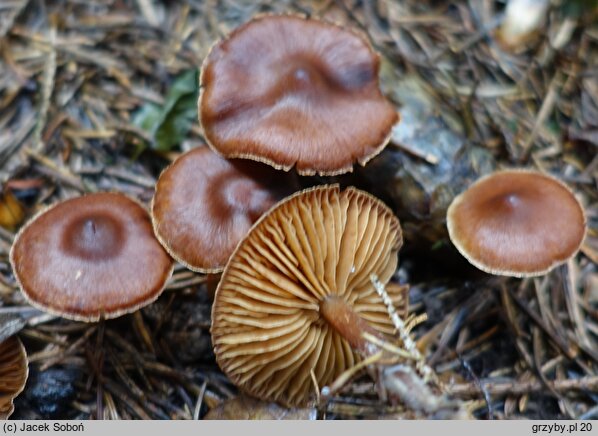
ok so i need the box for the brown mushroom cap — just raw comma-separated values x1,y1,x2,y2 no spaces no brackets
199,15,398,176
211,185,405,406
152,146,296,273
447,170,587,277
0,336,28,420
10,193,174,321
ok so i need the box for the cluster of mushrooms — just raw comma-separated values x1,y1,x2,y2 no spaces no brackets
1,14,587,416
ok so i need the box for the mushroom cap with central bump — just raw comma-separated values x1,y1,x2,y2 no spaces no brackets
151,146,297,273
0,336,28,420
446,170,587,277
10,193,174,321
211,185,406,406
199,15,398,176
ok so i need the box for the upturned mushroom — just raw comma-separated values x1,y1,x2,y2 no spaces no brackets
199,15,398,176
10,193,174,321
151,146,296,273
0,336,28,420
211,185,406,406
446,169,587,277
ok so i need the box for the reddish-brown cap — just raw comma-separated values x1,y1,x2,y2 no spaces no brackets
0,336,28,420
199,15,398,176
447,170,587,277
10,193,174,321
151,147,296,273
212,185,405,406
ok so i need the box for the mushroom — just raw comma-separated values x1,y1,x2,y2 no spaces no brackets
0,336,28,420
199,15,398,176
211,185,406,406
10,193,174,321
446,169,587,277
495,0,550,51
151,146,297,273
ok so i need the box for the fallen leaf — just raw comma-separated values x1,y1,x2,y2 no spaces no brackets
133,69,199,153
0,190,25,231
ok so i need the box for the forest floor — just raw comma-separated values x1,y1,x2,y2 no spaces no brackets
0,0,597,420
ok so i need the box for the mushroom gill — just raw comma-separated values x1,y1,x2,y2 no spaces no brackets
212,185,405,406
0,336,28,420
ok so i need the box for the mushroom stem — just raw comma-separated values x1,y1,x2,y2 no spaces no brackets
319,295,384,357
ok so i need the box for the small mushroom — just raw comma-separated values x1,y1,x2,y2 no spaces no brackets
151,146,297,273
212,185,406,406
495,0,550,51
446,169,587,277
0,336,28,420
199,15,398,176
10,193,174,321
